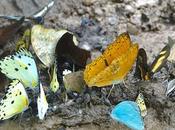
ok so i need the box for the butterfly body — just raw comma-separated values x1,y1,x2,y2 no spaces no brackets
111,101,144,130
0,79,29,120
84,32,138,87
0,49,39,89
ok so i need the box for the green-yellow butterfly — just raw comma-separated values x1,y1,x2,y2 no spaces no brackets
0,79,29,120
136,93,147,117
50,62,59,93
0,49,39,89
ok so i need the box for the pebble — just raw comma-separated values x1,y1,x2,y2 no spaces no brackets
82,0,93,6
127,23,139,35
94,8,103,16
108,16,118,25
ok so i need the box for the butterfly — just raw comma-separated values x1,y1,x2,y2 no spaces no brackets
136,93,147,117
63,71,85,93
0,17,24,46
56,32,90,86
164,78,175,97
50,62,59,93
31,25,78,67
135,42,171,80
31,0,55,24
84,32,138,87
135,48,150,80
0,79,29,120
0,48,39,89
0,0,54,24
37,83,48,120
167,37,175,62
110,101,144,130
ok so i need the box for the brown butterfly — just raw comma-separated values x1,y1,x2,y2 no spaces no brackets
0,17,24,46
55,32,91,85
135,41,171,80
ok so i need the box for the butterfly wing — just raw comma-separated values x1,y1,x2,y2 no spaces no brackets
37,83,48,120
0,49,39,89
110,101,144,130
150,43,171,75
135,48,150,80
87,44,138,87
84,33,132,85
31,25,73,67
136,93,147,117
166,79,175,97
168,37,175,62
0,79,29,120
103,32,132,64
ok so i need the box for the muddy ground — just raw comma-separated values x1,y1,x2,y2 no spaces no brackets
0,0,175,130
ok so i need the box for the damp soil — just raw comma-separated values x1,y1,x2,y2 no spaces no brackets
0,0,175,130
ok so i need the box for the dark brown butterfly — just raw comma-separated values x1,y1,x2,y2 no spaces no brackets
55,32,91,85
0,17,24,46
135,48,150,80
135,42,171,80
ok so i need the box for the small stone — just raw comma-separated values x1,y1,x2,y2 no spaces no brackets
77,9,85,15
108,16,118,25
127,23,139,35
82,0,93,6
125,5,135,13
94,8,103,16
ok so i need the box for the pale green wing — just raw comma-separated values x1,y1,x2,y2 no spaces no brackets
0,49,39,89
0,79,29,120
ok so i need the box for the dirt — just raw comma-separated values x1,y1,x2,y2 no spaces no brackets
0,0,175,130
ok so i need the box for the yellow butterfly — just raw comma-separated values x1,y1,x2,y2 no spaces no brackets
136,93,147,117
0,79,29,120
84,32,138,87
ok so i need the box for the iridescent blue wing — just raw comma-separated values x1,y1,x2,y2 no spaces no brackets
111,101,144,130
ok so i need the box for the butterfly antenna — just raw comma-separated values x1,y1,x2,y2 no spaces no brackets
107,84,115,99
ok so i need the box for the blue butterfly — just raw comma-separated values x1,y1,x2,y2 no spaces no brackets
110,101,144,130
0,48,39,89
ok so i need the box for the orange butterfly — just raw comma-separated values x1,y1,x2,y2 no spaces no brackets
84,32,139,87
